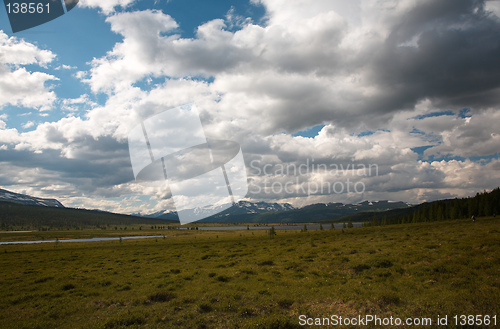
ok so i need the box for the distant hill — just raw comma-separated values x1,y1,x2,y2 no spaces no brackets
0,201,176,231
0,188,176,231
134,200,295,221
225,201,410,223
15,185,488,228
0,188,64,207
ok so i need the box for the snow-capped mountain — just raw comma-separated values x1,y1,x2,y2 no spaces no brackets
215,200,295,216
0,188,64,208
135,199,411,223
133,210,178,220
134,200,295,221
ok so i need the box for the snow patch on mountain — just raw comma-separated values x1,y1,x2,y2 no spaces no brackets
0,188,64,208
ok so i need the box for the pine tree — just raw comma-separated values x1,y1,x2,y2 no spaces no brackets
269,226,276,238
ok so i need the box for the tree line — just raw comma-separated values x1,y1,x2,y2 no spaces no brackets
0,201,170,231
365,187,500,227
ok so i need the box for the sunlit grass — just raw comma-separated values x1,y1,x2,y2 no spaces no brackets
0,218,499,328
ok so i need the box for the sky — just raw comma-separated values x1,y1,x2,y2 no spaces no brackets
1,0,500,215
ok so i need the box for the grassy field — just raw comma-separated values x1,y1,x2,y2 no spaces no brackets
0,218,499,328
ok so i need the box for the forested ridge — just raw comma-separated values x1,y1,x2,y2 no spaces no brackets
363,187,500,226
0,201,172,231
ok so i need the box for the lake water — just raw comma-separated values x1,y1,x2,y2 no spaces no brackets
191,223,363,231
0,235,167,245
0,223,363,245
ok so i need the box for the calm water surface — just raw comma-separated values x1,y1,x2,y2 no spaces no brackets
192,223,363,231
0,235,167,245
0,223,363,244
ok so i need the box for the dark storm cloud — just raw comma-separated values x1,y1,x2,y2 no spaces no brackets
370,0,500,114
87,1,500,134
0,136,135,195
3,0,500,212
254,0,500,133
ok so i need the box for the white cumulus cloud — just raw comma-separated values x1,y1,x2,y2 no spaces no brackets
0,31,58,111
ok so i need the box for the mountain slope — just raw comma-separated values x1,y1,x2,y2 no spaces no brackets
0,188,176,230
210,200,410,223
0,188,64,207
0,202,176,231
135,201,296,222
141,200,410,223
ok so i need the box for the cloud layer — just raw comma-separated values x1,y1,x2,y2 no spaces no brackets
1,0,500,214
0,32,58,111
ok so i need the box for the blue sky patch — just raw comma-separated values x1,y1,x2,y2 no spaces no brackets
292,124,325,138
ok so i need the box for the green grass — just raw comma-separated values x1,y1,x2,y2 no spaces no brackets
0,218,499,328
0,228,189,242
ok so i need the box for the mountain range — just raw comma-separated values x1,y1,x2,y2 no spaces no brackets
135,200,411,223
0,188,64,208
135,201,296,221
0,187,411,225
2,187,498,230
0,188,173,230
